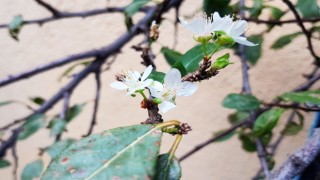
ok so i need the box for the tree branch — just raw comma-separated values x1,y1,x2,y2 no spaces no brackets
263,102,320,112
245,17,320,25
270,128,320,179
34,0,61,17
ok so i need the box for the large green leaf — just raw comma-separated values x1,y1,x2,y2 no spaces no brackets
203,0,231,16
279,91,320,104
9,15,23,40
296,0,320,18
244,35,263,65
253,108,284,137
42,124,163,179
154,154,181,180
222,93,260,111
45,139,75,159
271,32,303,50
19,114,46,140
0,159,10,168
161,47,182,67
148,71,166,83
181,43,219,73
21,159,43,180
125,0,150,17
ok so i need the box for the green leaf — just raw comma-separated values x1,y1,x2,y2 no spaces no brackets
213,130,237,143
42,124,163,179
125,0,150,17
154,154,181,180
0,159,10,168
279,91,320,104
19,114,46,140
21,159,43,180
222,93,261,111
238,133,256,152
30,97,45,106
228,111,249,125
0,101,14,107
181,43,219,73
260,132,272,145
9,15,23,40
244,35,263,65
49,118,67,137
203,0,231,16
66,104,86,122
253,108,284,137
172,61,187,77
296,0,320,18
281,111,304,136
148,71,166,83
271,32,303,49
58,61,91,81
45,139,75,159
161,47,182,67
266,6,286,32
249,0,264,18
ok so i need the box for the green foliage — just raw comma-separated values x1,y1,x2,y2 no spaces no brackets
45,138,75,159
244,35,263,65
238,133,256,152
0,159,10,168
66,103,86,123
271,32,303,50
222,93,260,111
125,0,150,17
203,0,231,16
42,124,163,179
49,118,67,137
281,111,304,136
172,61,187,77
228,111,249,125
181,43,219,73
21,159,43,180
213,130,237,142
279,90,320,104
154,154,181,180
266,6,286,31
296,0,320,18
30,97,45,106
19,114,46,140
212,53,232,70
161,47,182,66
249,0,264,18
148,71,166,83
9,15,23,40
59,61,91,81
253,108,284,137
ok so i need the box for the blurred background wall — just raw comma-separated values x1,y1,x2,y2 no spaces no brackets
0,0,319,179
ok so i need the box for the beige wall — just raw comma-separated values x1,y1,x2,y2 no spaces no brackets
0,0,319,179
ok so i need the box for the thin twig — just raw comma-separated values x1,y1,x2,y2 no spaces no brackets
11,144,18,180
0,118,25,131
34,0,61,17
179,120,248,162
263,102,320,112
55,91,71,141
255,139,271,178
245,17,320,25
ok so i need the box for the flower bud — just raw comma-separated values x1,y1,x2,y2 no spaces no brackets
215,35,235,46
193,34,214,44
212,53,233,70
153,98,163,104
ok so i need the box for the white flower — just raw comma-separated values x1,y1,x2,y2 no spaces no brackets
150,68,198,113
110,65,153,95
211,12,257,46
179,13,215,42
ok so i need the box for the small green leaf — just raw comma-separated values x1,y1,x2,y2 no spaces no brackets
45,139,75,159
148,71,166,83
9,15,24,40
49,118,67,137
271,32,303,49
244,35,263,65
253,108,284,137
42,124,163,179
30,97,45,106
260,132,272,145
125,0,150,17
21,159,43,180
154,154,181,180
212,53,232,70
238,133,256,152
228,111,249,125
296,0,320,18
161,47,182,67
58,61,91,81
0,101,14,107
181,43,219,73
249,0,264,18
19,114,46,140
279,91,320,104
213,130,237,142
281,111,304,136
222,93,261,111
0,159,10,168
203,0,231,16
66,104,86,123
266,6,286,31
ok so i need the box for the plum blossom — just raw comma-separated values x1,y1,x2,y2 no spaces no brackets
110,65,153,95
150,68,198,113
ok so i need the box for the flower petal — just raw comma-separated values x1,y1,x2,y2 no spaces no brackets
141,65,153,81
110,82,128,90
228,20,247,37
148,81,163,92
143,79,153,87
129,71,141,82
234,36,258,46
159,101,176,113
177,82,198,96
164,68,182,88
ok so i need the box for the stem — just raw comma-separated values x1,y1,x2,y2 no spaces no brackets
207,44,221,59
202,42,207,57
138,90,148,100
169,134,182,157
156,120,181,129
